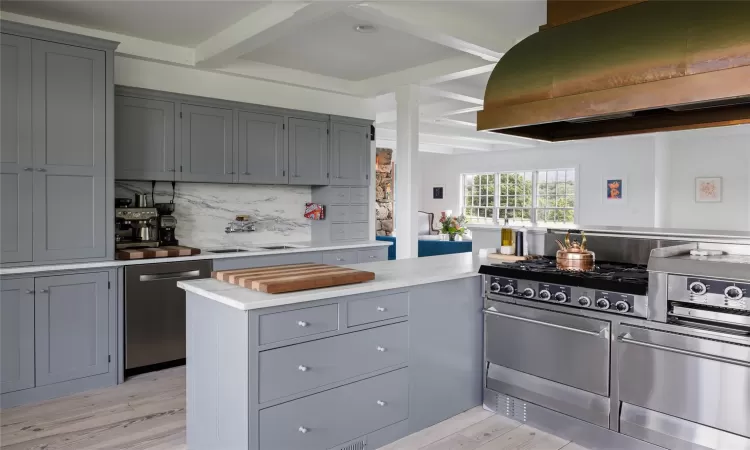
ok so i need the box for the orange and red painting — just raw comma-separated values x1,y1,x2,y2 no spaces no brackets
607,179,623,200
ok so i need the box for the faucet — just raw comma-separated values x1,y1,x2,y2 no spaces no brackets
225,218,257,233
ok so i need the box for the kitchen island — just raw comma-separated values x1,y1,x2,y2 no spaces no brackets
177,253,484,450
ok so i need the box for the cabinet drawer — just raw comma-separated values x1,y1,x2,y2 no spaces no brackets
322,250,358,265
259,304,339,345
350,188,368,204
330,187,350,204
357,248,387,263
259,368,408,450
348,222,368,240
330,223,348,241
348,292,408,327
259,322,408,402
348,205,368,222
327,205,349,223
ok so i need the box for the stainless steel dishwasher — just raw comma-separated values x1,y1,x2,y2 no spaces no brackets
125,260,212,377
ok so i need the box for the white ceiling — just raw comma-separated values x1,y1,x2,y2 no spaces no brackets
0,0,548,154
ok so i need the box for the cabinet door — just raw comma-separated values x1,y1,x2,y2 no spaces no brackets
237,111,287,184
180,104,233,183
330,122,370,186
288,117,328,185
35,272,110,386
0,34,33,264
0,278,35,394
115,95,176,181
31,40,107,261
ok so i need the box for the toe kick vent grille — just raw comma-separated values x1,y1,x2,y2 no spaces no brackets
331,438,366,450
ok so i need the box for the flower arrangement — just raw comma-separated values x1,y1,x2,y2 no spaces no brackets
439,213,467,241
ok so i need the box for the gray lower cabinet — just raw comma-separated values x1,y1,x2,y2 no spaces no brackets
0,34,33,264
31,40,108,262
0,278,35,394
34,272,110,386
180,103,234,183
289,117,329,186
259,368,408,450
330,122,369,186
115,95,176,181
237,111,287,184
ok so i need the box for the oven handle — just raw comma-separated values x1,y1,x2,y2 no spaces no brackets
483,309,609,338
618,333,750,368
138,270,202,282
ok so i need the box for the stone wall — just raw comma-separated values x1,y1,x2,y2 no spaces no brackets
375,148,394,236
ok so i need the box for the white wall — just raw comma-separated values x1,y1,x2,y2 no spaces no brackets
418,125,750,231
419,136,657,227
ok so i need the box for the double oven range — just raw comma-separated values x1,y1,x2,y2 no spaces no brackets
480,235,750,450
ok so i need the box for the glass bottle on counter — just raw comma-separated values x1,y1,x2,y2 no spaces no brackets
500,217,515,255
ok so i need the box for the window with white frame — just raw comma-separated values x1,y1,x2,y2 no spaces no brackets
461,169,576,225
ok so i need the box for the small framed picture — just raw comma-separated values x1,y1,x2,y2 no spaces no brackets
602,177,626,202
695,177,722,202
433,186,444,199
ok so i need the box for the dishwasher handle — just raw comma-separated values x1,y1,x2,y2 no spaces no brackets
139,270,202,282
618,333,750,368
483,308,609,338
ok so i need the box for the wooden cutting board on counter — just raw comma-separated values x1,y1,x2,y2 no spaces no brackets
212,263,375,294
116,246,201,260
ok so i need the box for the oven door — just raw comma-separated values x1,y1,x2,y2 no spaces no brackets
618,324,750,445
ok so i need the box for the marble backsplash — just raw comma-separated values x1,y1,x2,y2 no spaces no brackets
115,181,311,248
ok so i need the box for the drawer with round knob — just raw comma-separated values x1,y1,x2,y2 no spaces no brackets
258,322,408,403
322,250,358,265
259,368,408,450
347,292,408,327
258,303,339,345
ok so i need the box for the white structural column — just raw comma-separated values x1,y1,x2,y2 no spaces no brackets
395,85,420,259
653,134,671,228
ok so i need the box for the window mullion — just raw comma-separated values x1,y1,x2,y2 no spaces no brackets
531,171,539,226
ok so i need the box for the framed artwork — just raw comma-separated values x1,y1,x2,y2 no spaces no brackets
603,177,626,202
695,177,722,202
433,186,444,199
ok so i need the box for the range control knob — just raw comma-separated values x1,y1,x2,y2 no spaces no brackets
578,296,591,307
501,284,515,295
554,292,568,303
689,281,707,296
615,301,631,313
539,290,551,301
490,282,501,293
596,298,611,309
725,286,744,300
522,288,536,298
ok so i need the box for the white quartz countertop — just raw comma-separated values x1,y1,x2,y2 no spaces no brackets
177,252,484,311
0,240,390,276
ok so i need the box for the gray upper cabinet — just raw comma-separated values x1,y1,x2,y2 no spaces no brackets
115,95,175,181
0,34,33,264
237,111,287,184
0,277,35,394
34,272,110,386
180,103,233,183
31,40,107,262
330,122,370,186
289,117,329,186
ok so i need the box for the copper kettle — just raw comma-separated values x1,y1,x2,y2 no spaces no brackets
555,232,595,271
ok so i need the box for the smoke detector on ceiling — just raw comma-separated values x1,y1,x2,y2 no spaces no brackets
354,24,377,33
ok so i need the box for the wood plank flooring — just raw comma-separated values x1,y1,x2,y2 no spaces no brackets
0,367,587,450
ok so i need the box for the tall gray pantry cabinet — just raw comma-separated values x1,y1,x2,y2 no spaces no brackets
0,21,117,266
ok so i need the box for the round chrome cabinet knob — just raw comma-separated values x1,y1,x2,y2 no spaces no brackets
490,282,501,293
689,281,707,295
554,292,567,303
578,296,591,307
522,288,536,298
539,290,551,301
502,284,515,295
725,286,744,300
596,298,610,309
298,426,308,434
615,301,630,313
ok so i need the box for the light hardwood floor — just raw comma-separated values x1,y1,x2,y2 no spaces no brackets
0,367,587,450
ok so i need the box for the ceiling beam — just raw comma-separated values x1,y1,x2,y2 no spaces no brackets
220,60,357,95
378,121,537,148
420,85,483,105
195,2,347,68
376,129,491,153
376,100,473,125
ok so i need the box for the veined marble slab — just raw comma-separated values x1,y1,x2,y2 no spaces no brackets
115,181,312,247
177,253,484,311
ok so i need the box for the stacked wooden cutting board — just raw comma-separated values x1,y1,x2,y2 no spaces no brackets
116,246,201,260
212,263,376,294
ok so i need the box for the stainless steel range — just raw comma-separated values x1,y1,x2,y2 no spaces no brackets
479,234,750,450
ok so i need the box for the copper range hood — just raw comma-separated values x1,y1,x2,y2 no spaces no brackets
477,1,750,142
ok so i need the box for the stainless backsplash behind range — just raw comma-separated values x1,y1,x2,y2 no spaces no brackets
115,181,311,247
